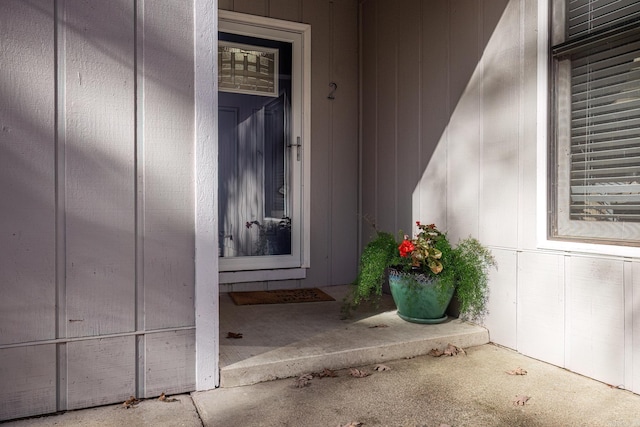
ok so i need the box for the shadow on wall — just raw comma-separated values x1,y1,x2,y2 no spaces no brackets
0,0,198,396
360,0,515,243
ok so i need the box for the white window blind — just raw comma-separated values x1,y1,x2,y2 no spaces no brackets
552,0,640,243
569,37,640,222
567,0,640,38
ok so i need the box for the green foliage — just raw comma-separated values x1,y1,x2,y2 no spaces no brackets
430,235,456,304
451,237,497,322
343,223,497,323
341,231,396,318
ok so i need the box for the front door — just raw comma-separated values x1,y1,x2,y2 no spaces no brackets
217,12,310,275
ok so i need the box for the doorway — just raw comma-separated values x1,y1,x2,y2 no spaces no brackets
218,11,310,279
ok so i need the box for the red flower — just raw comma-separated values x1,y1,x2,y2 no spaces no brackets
398,240,415,257
416,221,421,226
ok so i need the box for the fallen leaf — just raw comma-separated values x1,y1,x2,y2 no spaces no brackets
337,422,363,427
349,368,370,378
506,367,528,376
226,332,243,339
315,368,338,378
122,396,140,409
158,392,179,402
373,364,391,371
429,344,465,357
428,348,444,357
443,343,466,356
368,324,389,328
513,395,530,406
294,373,313,388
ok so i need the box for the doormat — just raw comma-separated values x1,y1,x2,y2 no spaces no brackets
228,288,335,305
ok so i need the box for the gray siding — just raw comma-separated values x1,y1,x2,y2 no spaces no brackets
0,0,195,420
1,0,57,348
63,0,137,339
359,0,640,394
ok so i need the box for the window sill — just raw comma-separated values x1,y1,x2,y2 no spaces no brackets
537,237,640,259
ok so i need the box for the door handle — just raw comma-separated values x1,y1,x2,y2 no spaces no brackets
287,136,302,161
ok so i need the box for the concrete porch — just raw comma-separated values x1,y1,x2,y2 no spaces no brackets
219,285,489,387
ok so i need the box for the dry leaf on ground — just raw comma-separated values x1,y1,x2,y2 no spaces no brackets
226,332,243,339
513,395,530,406
122,396,140,409
158,392,179,402
443,343,466,356
428,348,444,357
349,368,370,378
373,364,391,371
428,343,466,357
294,373,313,388
315,368,338,378
337,422,363,427
506,367,528,376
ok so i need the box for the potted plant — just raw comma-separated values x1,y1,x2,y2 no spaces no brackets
343,221,496,324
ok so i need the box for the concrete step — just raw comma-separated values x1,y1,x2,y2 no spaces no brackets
220,311,489,387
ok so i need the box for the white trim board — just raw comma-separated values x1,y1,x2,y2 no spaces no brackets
194,0,219,391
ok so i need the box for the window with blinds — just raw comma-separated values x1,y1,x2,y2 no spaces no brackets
551,0,640,244
567,0,640,38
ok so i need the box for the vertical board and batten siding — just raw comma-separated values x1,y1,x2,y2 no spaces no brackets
63,0,137,340
446,0,482,243
1,0,57,347
142,3,196,333
517,0,539,251
374,1,398,234
396,0,421,232
0,0,196,420
359,0,378,240
417,0,448,229
139,1,196,399
359,0,640,394
218,0,359,290
304,0,333,284
479,0,520,249
327,0,359,286
484,249,517,349
66,336,136,410
516,251,565,366
0,0,58,417
565,256,625,386
633,262,640,392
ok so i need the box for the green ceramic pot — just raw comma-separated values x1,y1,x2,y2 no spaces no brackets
388,268,455,324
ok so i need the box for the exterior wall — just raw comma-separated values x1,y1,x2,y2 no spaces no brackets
0,0,197,420
360,0,640,393
218,0,360,291
0,0,357,420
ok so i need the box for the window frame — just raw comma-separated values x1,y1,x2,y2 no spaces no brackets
537,0,640,257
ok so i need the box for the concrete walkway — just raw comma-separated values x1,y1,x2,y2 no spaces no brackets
7,343,640,427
